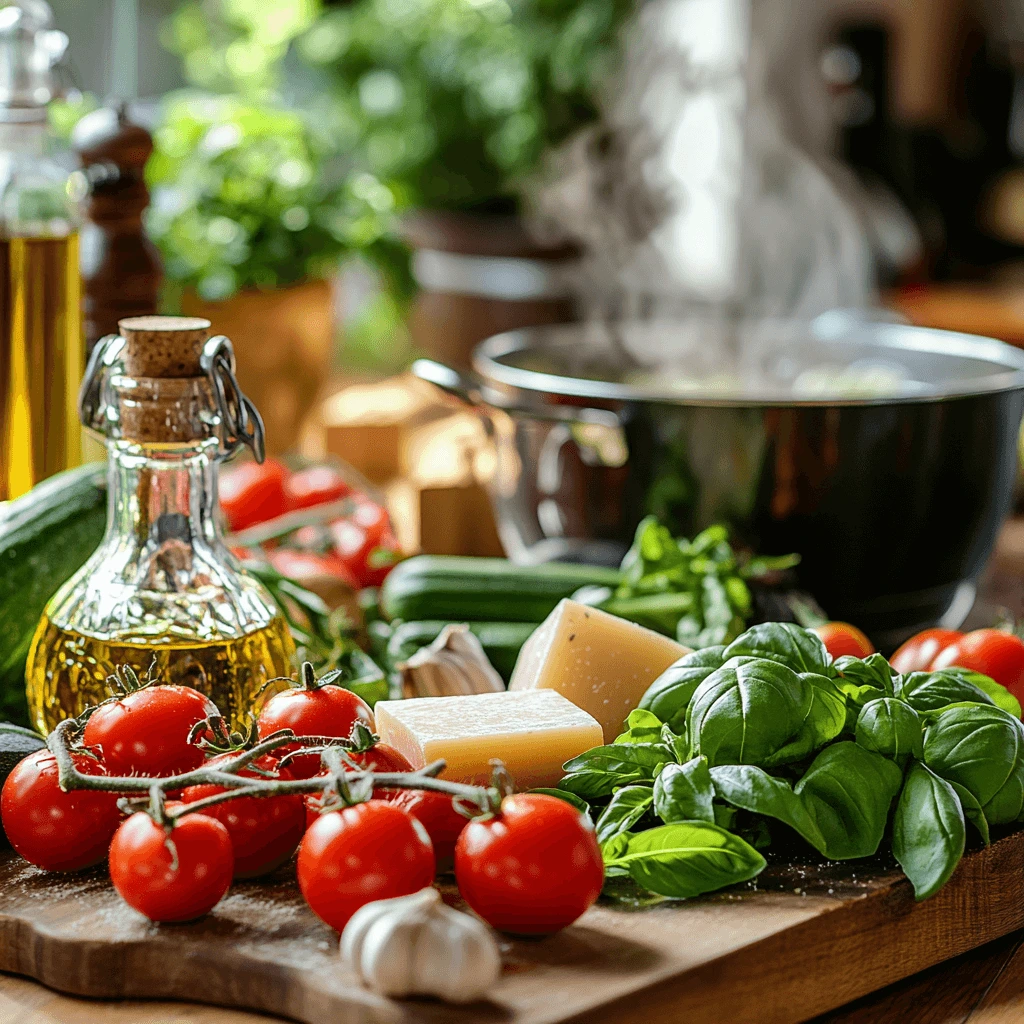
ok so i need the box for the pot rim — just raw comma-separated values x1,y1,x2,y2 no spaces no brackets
473,318,1024,409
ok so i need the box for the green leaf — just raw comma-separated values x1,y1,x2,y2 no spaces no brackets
855,698,923,761
933,668,1021,719
562,743,672,778
723,622,832,676
898,669,997,713
654,757,715,824
602,822,765,898
558,770,646,800
948,781,990,845
709,764,827,852
764,673,847,767
893,762,966,901
614,709,665,744
530,788,591,814
923,704,1024,823
834,653,897,707
595,785,655,845
638,646,726,733
794,742,904,859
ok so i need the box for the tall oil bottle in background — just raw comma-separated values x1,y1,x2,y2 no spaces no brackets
0,2,82,501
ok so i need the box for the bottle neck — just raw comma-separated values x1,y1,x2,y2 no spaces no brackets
105,438,226,575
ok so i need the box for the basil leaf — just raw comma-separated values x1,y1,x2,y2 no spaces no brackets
834,653,897,707
794,741,904,858
687,658,812,767
893,762,966,901
923,704,1024,823
558,770,643,799
948,781,990,845
723,622,832,676
898,669,997,713
596,785,655,844
614,709,664,744
602,822,765,898
855,698,923,761
562,743,672,778
709,764,827,852
933,668,1021,719
662,722,689,763
654,757,715,824
763,673,847,767
530,788,591,814
639,647,727,734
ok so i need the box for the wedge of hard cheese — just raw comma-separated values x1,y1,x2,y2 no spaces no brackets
509,599,689,742
374,689,603,790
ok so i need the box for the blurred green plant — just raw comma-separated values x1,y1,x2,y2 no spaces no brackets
295,0,633,213
145,92,402,300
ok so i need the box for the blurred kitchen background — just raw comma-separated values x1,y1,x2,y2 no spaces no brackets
17,0,1024,558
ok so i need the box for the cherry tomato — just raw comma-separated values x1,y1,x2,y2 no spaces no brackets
267,548,359,589
381,788,469,872
297,799,434,931
220,459,288,532
256,683,374,779
329,496,401,587
890,629,963,674
815,622,875,660
83,685,216,777
303,744,414,828
1,750,122,871
109,811,234,922
180,753,305,878
931,629,1024,699
455,793,603,935
284,465,350,510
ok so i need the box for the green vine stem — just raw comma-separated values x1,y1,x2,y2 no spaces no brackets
45,718,501,821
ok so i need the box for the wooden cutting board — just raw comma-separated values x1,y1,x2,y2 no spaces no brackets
3,831,1024,1024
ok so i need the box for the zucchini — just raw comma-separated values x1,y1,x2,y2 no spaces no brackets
380,556,621,624
0,464,107,725
386,620,539,681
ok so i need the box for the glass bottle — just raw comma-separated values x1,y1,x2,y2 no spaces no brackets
25,316,296,733
0,1,83,500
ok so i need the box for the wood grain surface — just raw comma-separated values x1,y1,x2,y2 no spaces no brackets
4,826,1024,1024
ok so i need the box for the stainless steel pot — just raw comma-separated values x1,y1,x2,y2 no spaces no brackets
413,317,1024,649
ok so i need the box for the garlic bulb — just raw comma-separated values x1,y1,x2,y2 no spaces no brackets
341,887,502,1003
398,624,505,698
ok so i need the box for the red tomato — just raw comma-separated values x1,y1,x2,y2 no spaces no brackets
297,800,434,931
109,811,234,922
303,744,414,828
267,548,359,589
381,788,469,872
931,629,1024,698
83,685,216,778
328,496,401,587
285,465,350,510
220,459,288,532
815,622,875,660
256,683,374,779
455,793,603,935
180,754,305,878
1,750,122,871
890,629,963,674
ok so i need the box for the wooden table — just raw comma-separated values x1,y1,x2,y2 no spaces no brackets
6,521,1024,1024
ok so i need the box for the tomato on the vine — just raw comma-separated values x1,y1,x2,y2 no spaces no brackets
455,793,603,935
257,680,373,779
304,743,414,828
329,496,401,587
83,684,216,777
297,800,434,931
931,629,1024,700
285,465,350,511
1,750,122,871
381,788,469,872
219,459,289,532
181,753,305,878
109,811,234,922
890,628,963,674
814,622,874,660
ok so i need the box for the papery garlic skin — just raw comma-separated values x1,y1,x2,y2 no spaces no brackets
341,887,501,1003
399,624,505,698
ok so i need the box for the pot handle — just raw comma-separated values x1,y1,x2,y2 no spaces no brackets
411,358,622,428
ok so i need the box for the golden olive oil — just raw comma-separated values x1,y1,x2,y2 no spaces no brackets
25,613,295,735
0,234,84,501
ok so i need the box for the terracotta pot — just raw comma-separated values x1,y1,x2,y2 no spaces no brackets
182,279,335,455
401,210,577,370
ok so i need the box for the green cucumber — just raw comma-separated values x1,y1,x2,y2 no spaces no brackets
386,620,539,681
380,556,621,624
0,464,107,725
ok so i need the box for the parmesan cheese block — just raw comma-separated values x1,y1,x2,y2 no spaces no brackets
509,599,689,742
374,689,603,790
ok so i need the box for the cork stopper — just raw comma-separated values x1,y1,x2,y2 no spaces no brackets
118,315,211,378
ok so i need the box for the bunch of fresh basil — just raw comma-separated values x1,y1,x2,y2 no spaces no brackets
554,622,1024,902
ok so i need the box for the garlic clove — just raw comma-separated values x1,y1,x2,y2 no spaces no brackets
398,624,505,699
341,886,502,1004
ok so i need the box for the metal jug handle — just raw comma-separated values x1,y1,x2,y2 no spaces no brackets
200,335,266,464
78,333,126,432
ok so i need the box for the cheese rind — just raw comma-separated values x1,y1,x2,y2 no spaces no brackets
374,689,603,790
509,599,689,742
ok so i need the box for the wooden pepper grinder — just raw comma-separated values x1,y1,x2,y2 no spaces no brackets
71,103,162,353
